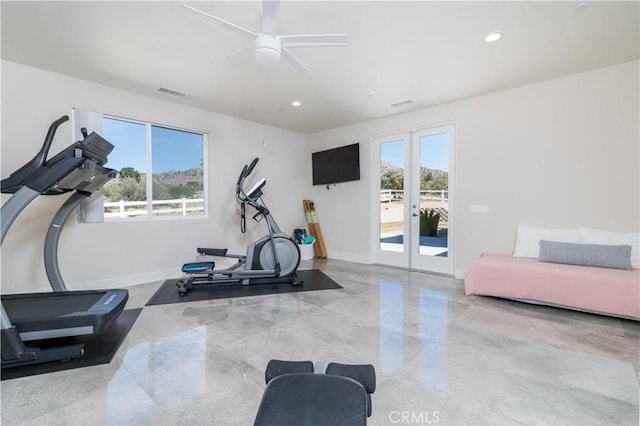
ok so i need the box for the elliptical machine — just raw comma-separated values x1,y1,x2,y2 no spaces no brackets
176,158,301,295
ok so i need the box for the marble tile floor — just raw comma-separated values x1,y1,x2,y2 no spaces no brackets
1,259,638,425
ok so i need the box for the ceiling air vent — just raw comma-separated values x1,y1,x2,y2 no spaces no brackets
156,87,189,98
391,99,414,108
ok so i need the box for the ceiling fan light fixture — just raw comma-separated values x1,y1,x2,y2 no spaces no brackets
184,3,348,73
255,34,282,63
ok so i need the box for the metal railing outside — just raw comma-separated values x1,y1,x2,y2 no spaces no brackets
380,189,448,206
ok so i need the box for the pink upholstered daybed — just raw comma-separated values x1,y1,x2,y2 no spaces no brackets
465,253,640,319
464,226,640,320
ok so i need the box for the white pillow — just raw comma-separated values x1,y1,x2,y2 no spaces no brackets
579,227,639,268
513,225,580,258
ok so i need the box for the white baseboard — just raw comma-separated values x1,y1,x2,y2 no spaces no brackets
66,267,181,291
32,263,468,292
326,251,468,279
324,251,371,265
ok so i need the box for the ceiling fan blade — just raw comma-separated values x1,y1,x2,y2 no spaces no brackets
184,4,258,39
261,0,279,35
223,43,255,61
281,48,308,73
279,34,349,48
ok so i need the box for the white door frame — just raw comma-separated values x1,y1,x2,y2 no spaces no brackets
371,132,411,268
371,123,456,275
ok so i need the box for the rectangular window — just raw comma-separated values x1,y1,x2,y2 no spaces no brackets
74,108,207,221
102,116,206,220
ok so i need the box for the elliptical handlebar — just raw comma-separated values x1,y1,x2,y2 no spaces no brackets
236,158,261,204
237,165,248,186
246,157,259,177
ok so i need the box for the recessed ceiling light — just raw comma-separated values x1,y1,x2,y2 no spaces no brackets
484,31,503,43
291,101,301,107
574,2,590,12
368,90,377,97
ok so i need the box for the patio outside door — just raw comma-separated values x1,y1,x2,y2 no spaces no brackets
373,124,455,275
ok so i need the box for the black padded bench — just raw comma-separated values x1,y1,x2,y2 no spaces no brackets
254,359,376,426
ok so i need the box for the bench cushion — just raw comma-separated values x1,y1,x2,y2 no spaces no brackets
254,373,367,426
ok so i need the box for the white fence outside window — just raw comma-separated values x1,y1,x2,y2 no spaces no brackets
104,198,204,218
106,192,445,219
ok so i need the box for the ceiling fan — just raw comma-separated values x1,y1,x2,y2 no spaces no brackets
184,1,348,72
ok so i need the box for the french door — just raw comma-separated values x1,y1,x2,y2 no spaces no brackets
373,124,455,275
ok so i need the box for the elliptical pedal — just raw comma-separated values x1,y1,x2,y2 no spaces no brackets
181,261,215,275
196,248,227,257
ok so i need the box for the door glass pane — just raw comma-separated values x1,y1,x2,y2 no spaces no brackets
379,139,405,252
418,133,449,257
151,126,205,217
102,117,148,219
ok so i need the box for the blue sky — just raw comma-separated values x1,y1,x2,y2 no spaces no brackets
103,116,447,175
381,132,449,171
102,117,203,173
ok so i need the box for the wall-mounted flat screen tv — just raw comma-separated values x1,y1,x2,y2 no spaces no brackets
312,143,360,185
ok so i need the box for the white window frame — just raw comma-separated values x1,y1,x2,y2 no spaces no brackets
72,107,209,222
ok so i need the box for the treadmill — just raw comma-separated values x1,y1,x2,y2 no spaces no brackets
1,115,129,369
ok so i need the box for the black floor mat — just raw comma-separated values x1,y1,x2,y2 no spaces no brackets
1,308,142,380
146,269,342,306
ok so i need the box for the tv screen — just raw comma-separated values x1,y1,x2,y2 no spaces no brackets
312,143,360,185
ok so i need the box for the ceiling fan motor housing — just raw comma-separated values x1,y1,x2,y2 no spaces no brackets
183,3,348,72
255,34,282,63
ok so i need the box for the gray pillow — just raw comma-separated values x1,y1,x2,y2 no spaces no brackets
539,240,634,270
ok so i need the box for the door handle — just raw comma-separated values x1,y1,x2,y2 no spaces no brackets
412,212,419,217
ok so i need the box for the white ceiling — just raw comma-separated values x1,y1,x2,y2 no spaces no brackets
2,1,638,134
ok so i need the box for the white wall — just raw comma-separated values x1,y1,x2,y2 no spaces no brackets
1,60,309,292
2,60,638,290
307,61,640,277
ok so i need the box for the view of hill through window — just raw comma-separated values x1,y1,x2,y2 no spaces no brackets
101,117,205,219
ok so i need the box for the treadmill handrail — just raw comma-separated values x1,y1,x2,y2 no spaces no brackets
0,117,127,370
1,115,69,193
28,156,85,194
1,186,40,246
